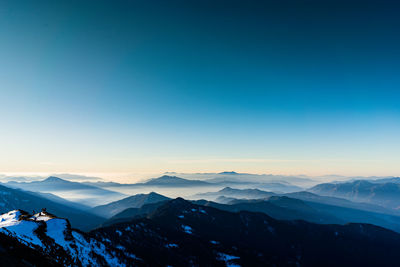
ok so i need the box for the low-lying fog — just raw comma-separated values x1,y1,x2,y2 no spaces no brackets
100,185,228,199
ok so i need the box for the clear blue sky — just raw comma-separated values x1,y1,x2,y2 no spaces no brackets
0,0,399,178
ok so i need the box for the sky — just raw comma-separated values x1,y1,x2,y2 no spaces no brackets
0,0,399,180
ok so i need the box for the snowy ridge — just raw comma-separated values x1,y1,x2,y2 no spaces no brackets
0,210,127,267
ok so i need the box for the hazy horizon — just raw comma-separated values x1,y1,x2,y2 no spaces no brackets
0,171,398,184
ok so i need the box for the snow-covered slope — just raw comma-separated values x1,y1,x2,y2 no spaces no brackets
0,210,135,266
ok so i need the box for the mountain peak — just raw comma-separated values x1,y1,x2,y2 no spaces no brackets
43,176,66,183
148,191,164,197
148,197,193,217
219,187,235,192
144,175,209,187
145,175,184,184
91,192,171,218
158,175,181,179
219,171,238,175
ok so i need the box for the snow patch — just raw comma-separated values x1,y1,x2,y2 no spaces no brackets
34,212,52,221
181,225,192,234
165,243,179,248
217,252,241,267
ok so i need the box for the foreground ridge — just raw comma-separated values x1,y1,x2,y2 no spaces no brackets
0,210,135,266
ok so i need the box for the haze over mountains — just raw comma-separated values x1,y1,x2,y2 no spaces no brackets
5,176,125,206
309,180,400,210
165,171,316,187
192,187,276,200
130,175,212,187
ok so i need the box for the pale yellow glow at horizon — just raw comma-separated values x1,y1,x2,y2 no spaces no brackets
0,156,398,183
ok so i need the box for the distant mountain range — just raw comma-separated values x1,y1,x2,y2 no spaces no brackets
48,173,104,181
163,171,316,187
6,176,111,192
309,180,400,210
2,172,400,187
142,175,211,187
192,186,276,200
0,173,104,183
369,177,400,184
285,191,400,216
85,174,303,193
85,175,212,188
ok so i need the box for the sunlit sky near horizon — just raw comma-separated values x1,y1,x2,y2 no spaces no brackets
0,0,399,180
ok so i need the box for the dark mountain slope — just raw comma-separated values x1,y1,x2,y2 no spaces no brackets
102,193,400,233
91,198,400,266
98,197,334,230
91,192,170,218
97,201,169,228
194,197,341,224
0,231,58,266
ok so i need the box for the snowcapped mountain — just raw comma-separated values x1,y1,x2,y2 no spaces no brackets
0,210,137,266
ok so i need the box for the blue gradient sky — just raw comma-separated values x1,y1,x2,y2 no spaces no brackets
0,0,399,178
